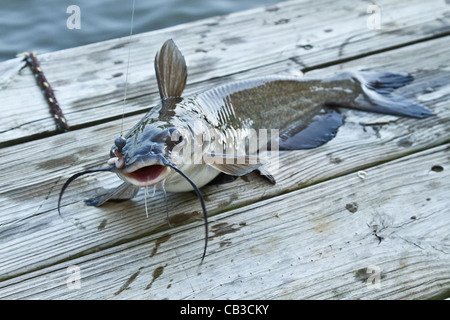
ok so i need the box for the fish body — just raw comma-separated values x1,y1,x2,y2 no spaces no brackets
112,69,431,192
58,39,433,260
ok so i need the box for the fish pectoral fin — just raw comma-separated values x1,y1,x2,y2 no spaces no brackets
85,182,140,207
257,166,276,185
207,165,277,185
206,172,238,186
278,107,343,150
154,39,187,99
207,154,263,176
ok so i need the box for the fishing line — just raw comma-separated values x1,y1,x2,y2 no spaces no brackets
121,0,136,137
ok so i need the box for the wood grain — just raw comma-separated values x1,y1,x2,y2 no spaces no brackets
0,0,449,146
0,0,449,299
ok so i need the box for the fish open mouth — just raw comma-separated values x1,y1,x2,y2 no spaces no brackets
119,164,171,187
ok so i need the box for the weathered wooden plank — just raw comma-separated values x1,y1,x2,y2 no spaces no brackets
0,0,449,146
1,0,449,300
0,35,448,286
1,143,448,299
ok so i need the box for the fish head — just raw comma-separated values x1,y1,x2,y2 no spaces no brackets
108,120,185,188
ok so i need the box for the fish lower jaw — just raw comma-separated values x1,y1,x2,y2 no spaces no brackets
118,165,171,187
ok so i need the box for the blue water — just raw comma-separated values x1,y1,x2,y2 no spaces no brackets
0,0,282,62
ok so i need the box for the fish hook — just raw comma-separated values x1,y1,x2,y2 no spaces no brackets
109,136,126,169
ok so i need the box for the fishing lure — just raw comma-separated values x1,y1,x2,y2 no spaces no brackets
58,39,432,261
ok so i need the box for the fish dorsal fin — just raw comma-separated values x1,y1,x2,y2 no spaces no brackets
154,39,187,99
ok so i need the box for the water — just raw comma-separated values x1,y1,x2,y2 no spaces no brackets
0,0,282,62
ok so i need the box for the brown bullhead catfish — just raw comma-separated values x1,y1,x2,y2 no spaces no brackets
58,39,432,260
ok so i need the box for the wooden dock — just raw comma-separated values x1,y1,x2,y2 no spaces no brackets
0,0,449,300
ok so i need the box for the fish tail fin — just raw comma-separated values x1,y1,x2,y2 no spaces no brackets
347,71,433,118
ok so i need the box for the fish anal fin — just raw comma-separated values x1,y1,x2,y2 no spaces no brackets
154,39,187,100
278,107,343,150
85,182,140,207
